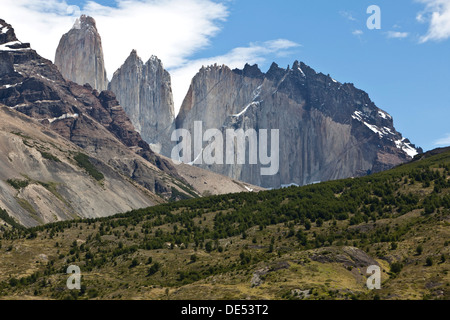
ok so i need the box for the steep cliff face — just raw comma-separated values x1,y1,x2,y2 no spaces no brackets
54,15,108,91
109,51,175,155
176,62,421,188
0,104,159,227
0,18,191,212
0,19,160,226
0,19,259,225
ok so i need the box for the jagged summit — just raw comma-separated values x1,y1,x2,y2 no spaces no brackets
0,19,31,51
109,50,175,156
119,49,140,66
55,15,108,91
176,59,422,188
232,63,264,79
71,14,96,30
0,18,179,225
0,19,16,44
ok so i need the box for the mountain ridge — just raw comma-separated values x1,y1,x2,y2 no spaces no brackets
0,18,259,226
175,61,421,188
50,15,421,190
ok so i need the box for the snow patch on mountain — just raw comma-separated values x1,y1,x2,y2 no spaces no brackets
0,41,31,52
395,138,419,158
233,101,260,118
378,110,392,120
47,113,79,124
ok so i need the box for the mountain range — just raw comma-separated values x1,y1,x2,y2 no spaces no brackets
0,17,259,227
0,15,448,302
54,15,421,190
1,138,448,300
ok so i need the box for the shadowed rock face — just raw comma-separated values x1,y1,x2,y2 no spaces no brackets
109,51,175,156
55,15,108,91
176,62,422,188
0,104,158,227
0,19,259,226
0,18,187,205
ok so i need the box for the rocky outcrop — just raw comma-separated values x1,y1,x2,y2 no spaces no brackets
54,15,108,91
176,62,422,188
109,50,175,155
0,104,158,227
0,19,32,77
310,247,379,269
0,19,19,45
0,19,259,226
0,18,191,207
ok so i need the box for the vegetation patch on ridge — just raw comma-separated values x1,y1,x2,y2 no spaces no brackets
74,153,104,181
0,149,449,300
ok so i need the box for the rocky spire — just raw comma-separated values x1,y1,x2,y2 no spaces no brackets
0,19,31,49
54,15,108,91
1,19,33,77
108,50,175,156
0,19,17,45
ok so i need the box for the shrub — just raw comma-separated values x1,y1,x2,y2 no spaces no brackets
6,179,29,190
148,262,161,276
390,262,403,274
39,151,60,162
74,153,104,181
129,258,139,268
205,241,214,253
416,245,423,255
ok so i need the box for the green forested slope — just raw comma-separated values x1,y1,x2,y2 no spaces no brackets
0,149,449,300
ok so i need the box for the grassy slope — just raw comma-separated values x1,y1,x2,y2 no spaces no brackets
0,150,449,300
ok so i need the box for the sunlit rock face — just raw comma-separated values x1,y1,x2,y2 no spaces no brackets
175,62,421,188
109,51,175,156
55,15,108,92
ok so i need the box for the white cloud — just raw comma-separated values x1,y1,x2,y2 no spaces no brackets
352,30,363,36
1,0,299,116
85,0,228,72
386,31,409,39
340,11,357,22
434,133,450,146
417,0,450,42
0,0,228,73
1,0,78,58
170,39,300,113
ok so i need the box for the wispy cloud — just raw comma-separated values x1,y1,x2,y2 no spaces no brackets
170,39,301,113
0,0,229,74
386,31,409,39
352,30,363,36
0,0,300,115
340,11,357,22
416,0,450,43
434,133,450,146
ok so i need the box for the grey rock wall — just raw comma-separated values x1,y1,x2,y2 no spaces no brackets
175,62,421,188
109,51,175,156
55,15,108,91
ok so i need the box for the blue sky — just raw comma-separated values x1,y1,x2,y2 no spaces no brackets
2,0,449,151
